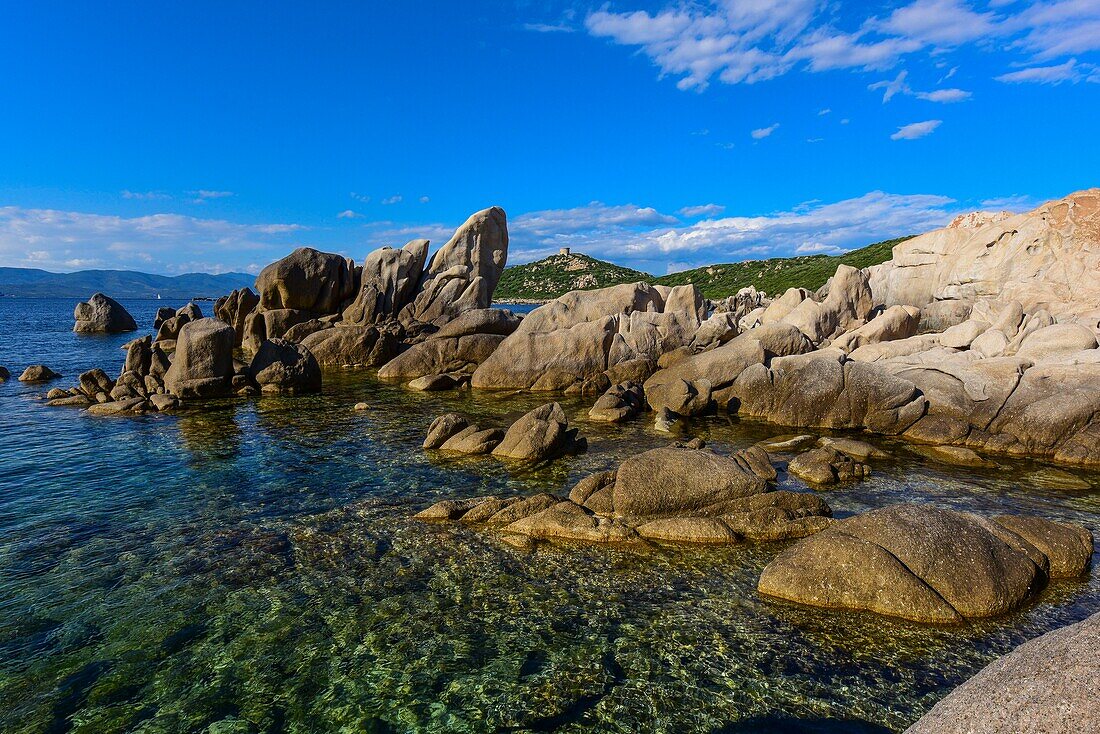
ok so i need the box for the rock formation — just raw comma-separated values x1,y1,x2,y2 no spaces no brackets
423,403,585,461
868,189,1100,322
248,339,322,395
472,282,704,391
163,318,237,398
73,293,137,334
19,365,61,382
415,444,833,545
377,309,520,382
758,504,1093,623
398,207,508,326
904,611,1100,733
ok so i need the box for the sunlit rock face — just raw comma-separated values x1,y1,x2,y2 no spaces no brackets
868,189,1100,322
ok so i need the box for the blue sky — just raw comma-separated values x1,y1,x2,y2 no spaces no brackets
0,0,1096,276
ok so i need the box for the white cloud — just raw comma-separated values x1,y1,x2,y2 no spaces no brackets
994,57,1084,83
679,204,726,218
796,242,845,254
751,123,780,139
915,88,972,101
381,195,403,205
870,70,911,102
890,119,942,139
524,22,575,33
507,192,960,274
691,128,710,135
189,190,234,203
350,192,371,203
870,69,972,102
419,195,430,204
818,108,831,115
121,190,171,201
807,137,825,143
874,0,999,46
715,141,736,149
980,194,1043,211
0,206,304,274
584,0,1099,94
337,210,362,219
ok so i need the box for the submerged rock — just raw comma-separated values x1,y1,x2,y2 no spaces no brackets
787,447,871,486
758,504,1093,623
416,444,832,546
904,611,1100,733
73,293,137,334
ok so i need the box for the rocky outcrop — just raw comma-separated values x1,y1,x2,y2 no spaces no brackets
831,305,921,353
422,403,585,461
904,612,1100,734
248,339,322,395
256,247,356,315
471,282,704,391
758,504,1093,623
214,287,260,346
47,334,180,413
416,445,832,546
163,318,236,398
343,240,429,324
868,189,1100,319
18,365,61,382
491,402,585,461
155,302,204,344
398,207,508,326
0,366,9,381
73,293,137,334
779,265,874,345
643,322,814,416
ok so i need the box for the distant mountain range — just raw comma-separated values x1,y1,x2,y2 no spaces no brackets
0,267,255,299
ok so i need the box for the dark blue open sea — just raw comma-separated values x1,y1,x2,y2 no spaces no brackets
1,298,1097,733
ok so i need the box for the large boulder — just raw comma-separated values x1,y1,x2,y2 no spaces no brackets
905,612,1100,734
163,318,236,398
399,207,508,326
342,240,429,324
255,247,356,315
18,365,61,382
299,325,399,367
491,402,585,461
611,447,768,517
471,282,703,391
377,333,506,381
588,381,645,422
729,356,928,435
758,504,1092,623
248,339,322,395
831,305,921,353
73,293,137,334
868,189,1100,318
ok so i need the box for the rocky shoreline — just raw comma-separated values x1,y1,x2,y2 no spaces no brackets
6,189,1099,731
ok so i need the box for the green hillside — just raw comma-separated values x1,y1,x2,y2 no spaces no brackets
494,252,652,301
493,236,912,302
652,236,912,299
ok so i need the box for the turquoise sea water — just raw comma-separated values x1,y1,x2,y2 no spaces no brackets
1,297,1097,734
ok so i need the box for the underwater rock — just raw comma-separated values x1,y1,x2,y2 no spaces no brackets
758,504,1094,623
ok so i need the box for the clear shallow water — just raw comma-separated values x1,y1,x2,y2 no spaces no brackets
0,297,1097,734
